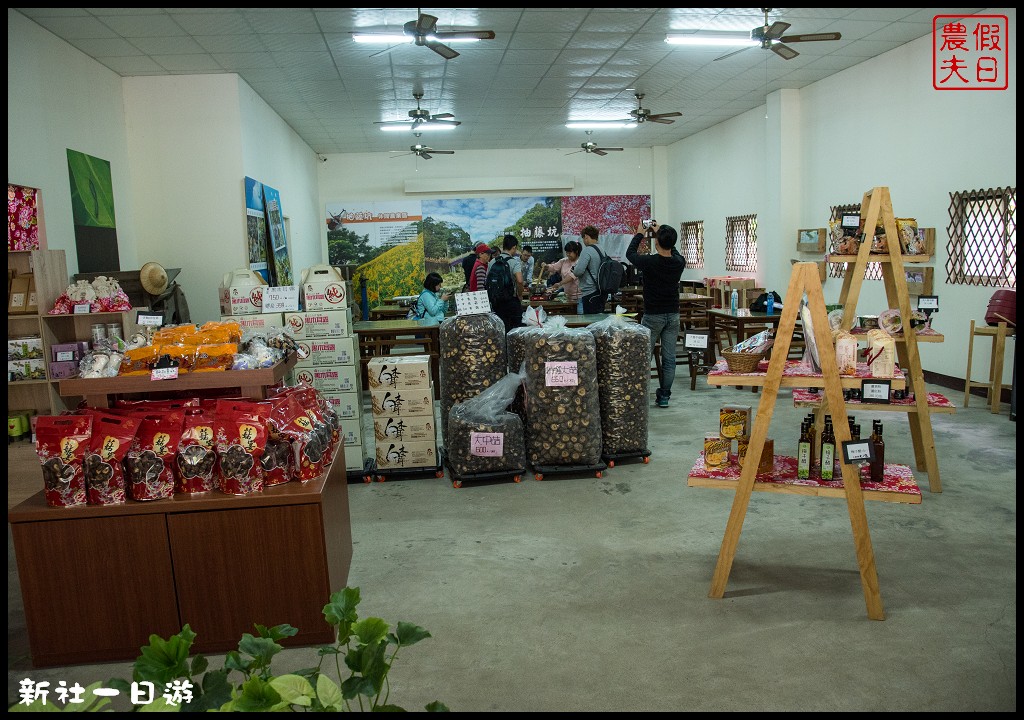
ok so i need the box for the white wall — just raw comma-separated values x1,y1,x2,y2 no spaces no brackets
666,8,1017,383
6,8,138,275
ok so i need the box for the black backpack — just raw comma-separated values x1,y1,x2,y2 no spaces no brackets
587,246,624,296
486,254,517,303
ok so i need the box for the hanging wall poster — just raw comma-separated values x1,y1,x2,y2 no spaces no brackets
325,201,424,307
8,184,41,251
66,149,119,272
561,194,651,264
261,183,292,286
244,177,270,284
421,196,562,284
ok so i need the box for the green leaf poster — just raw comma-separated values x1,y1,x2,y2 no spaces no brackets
66,149,119,272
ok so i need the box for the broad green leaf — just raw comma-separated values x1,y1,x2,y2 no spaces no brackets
106,678,132,695
133,627,195,685
270,675,315,707
425,701,451,712
360,640,389,694
255,623,299,641
224,650,251,674
373,704,408,712
191,654,209,676
394,622,431,647
317,645,342,656
353,617,389,645
9,698,59,712
323,587,360,627
341,674,376,700
232,676,282,713
315,674,344,711
238,634,283,672
344,645,364,673
291,667,319,680
62,682,112,712
190,669,233,712
66,150,117,228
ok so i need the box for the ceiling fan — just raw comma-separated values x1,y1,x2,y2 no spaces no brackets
375,92,461,130
389,143,455,160
565,131,623,157
715,7,842,62
359,8,496,60
629,92,682,125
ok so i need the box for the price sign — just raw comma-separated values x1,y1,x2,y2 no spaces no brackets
684,331,710,350
262,286,300,312
151,366,179,381
470,432,504,457
56,351,75,362
73,303,91,314
917,295,939,311
860,379,891,404
544,361,578,386
842,439,875,465
136,311,164,327
455,291,491,316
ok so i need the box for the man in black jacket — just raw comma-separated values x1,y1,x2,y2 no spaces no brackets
625,221,687,408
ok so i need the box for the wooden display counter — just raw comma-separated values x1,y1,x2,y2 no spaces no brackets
8,449,352,667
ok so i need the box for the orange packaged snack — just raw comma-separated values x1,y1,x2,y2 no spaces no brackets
119,346,162,375
153,324,197,345
192,343,237,372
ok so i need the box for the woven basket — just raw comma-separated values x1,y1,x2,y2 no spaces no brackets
722,350,765,373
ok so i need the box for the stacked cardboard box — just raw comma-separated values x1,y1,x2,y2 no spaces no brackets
289,307,363,473
368,355,439,473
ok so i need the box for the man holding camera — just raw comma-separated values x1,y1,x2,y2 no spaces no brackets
626,220,687,408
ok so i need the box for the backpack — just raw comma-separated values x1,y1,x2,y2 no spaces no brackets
586,245,624,296
406,291,427,320
486,254,517,303
749,291,782,313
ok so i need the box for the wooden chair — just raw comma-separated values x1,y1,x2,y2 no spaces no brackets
964,320,1015,413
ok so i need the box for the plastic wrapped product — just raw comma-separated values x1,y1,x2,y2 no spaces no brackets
447,372,526,478
523,320,602,467
587,315,651,456
35,415,93,507
439,312,507,445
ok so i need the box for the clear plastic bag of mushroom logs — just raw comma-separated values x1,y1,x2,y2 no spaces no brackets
523,321,602,467
447,371,526,478
588,314,652,455
439,312,507,445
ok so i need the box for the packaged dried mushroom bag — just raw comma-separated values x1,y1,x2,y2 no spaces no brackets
35,415,93,508
81,411,139,505
125,411,184,501
523,317,602,467
177,409,217,493
588,315,651,456
439,312,507,445
447,371,526,478
214,400,270,495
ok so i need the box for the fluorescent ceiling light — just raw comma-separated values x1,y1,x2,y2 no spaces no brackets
565,122,637,130
665,33,759,47
380,123,457,132
353,34,480,44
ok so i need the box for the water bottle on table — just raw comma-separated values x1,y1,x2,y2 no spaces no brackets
730,289,738,313
766,291,775,315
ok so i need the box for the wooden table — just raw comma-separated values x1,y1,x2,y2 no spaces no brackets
369,304,411,320
705,308,791,363
352,319,441,396
558,313,633,328
8,450,352,667
526,299,579,315
703,276,758,309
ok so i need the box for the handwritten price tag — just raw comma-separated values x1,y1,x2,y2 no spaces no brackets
544,361,578,386
842,440,874,465
262,286,300,312
151,367,179,381
470,432,504,457
455,291,491,316
73,303,91,314
684,331,709,350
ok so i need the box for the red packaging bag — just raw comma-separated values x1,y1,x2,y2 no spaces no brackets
176,409,217,493
275,395,327,482
264,396,297,487
35,415,92,507
215,401,270,495
295,387,336,466
83,412,140,505
125,411,184,501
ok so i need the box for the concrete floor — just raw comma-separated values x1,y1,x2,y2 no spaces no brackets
7,378,1016,711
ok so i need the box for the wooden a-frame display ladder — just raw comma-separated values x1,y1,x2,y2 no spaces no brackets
704,261,889,620
831,186,942,493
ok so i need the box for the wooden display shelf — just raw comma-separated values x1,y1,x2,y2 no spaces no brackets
849,327,944,343
792,388,956,414
58,354,297,407
9,447,352,667
686,452,922,504
8,379,49,386
706,359,906,390
828,254,932,264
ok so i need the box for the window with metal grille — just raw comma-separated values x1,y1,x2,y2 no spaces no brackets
827,203,882,280
680,220,704,268
725,214,756,272
945,187,1016,288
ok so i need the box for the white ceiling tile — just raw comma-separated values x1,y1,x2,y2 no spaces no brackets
33,15,118,38
506,32,572,51
578,11,651,34
241,10,320,35
66,37,144,57
193,34,267,53
170,12,254,36
515,10,587,33
258,33,328,53
95,13,187,37
14,8,89,18
212,52,278,70
127,36,206,55
152,54,224,72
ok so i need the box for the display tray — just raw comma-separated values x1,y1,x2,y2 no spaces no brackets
686,452,921,504
706,359,906,389
792,388,956,413
849,326,944,342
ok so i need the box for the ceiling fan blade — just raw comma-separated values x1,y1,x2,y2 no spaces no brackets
592,149,607,156
389,153,413,159
765,21,791,40
419,152,433,159
426,40,459,60
415,13,438,36
771,42,799,60
648,111,682,121
431,112,455,120
648,117,676,124
433,30,495,40
430,150,455,155
564,149,584,156
598,147,623,152
426,118,461,126
714,45,753,62
780,32,842,43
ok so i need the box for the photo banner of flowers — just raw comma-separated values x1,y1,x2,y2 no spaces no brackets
8,184,40,251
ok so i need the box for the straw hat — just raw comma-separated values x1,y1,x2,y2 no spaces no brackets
140,262,168,296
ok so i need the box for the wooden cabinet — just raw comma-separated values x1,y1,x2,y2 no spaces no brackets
8,451,352,667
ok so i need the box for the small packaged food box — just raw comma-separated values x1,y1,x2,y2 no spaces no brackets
719,404,751,440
